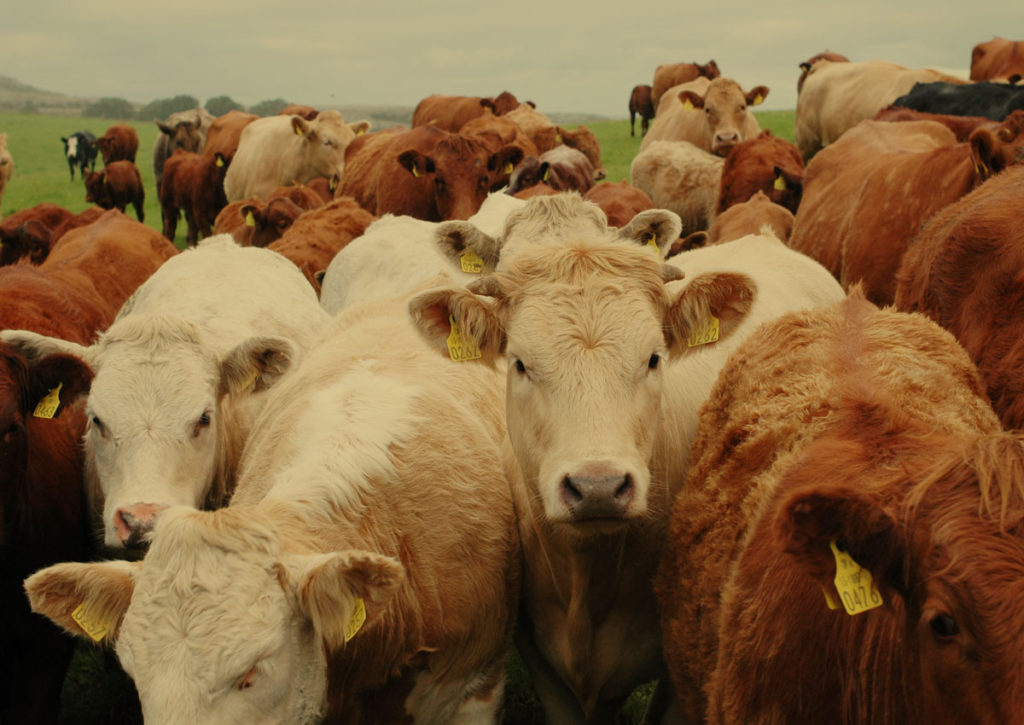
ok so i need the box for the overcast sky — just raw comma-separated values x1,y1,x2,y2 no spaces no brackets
5,1,1023,118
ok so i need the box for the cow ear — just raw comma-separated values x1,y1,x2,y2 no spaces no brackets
678,91,705,111
407,285,505,364
25,353,94,419
155,121,174,136
348,120,371,136
397,150,433,179
618,209,682,258
25,560,139,643
488,146,524,175
240,204,263,229
0,329,95,367
969,127,1000,179
746,86,770,106
664,272,757,355
289,550,404,651
291,116,312,138
668,231,709,258
434,221,501,273
219,336,297,396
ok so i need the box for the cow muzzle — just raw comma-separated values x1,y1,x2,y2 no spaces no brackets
113,502,168,550
560,464,635,521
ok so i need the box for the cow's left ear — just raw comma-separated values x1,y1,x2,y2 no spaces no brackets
288,550,404,651
25,353,94,419
348,120,371,136
968,127,1005,179
219,336,297,397
408,284,505,364
434,221,501,273
291,116,312,138
24,560,139,644
664,271,756,355
746,86,770,106
618,209,683,258
397,150,435,179
487,146,525,176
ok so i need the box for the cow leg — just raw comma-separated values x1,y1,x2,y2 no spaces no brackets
185,210,199,246
162,205,178,242
514,632,589,725
630,110,636,137
134,197,145,223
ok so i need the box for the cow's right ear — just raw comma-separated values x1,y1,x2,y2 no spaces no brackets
348,120,371,136
0,330,95,367
25,353,94,419
25,560,139,644
291,116,312,138
618,209,683,258
397,150,434,179
678,91,706,111
219,336,297,396
434,221,502,273
408,285,505,364
155,120,174,136
240,204,263,230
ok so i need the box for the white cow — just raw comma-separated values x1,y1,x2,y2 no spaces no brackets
1,236,329,553
25,292,518,724
408,209,845,723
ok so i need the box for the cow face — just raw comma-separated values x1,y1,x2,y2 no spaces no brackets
680,79,770,156
24,506,403,725
968,110,1024,178
292,111,364,183
157,119,204,157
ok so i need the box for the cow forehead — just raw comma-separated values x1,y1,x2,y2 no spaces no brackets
705,80,746,109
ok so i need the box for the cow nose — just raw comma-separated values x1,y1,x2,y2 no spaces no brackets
114,503,167,548
561,470,635,520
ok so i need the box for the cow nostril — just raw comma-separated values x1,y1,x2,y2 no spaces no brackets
562,476,583,504
615,474,634,502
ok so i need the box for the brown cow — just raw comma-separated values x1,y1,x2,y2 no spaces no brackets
412,91,522,131
0,132,13,213
651,59,721,111
94,123,139,165
202,109,259,160
895,165,1024,429
277,103,320,120
214,183,325,245
153,107,214,194
336,125,523,221
506,146,595,196
583,180,655,228
872,104,998,141
461,115,540,189
796,51,850,93
789,114,1024,305
0,206,105,267
83,160,145,222
971,36,1024,83
629,84,655,136
707,189,796,244
503,104,607,179
0,204,73,265
716,130,804,215
159,149,232,245
655,290,1024,724
267,196,376,291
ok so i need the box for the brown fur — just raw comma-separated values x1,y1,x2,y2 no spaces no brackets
651,60,721,111
0,203,73,265
214,183,325,244
82,160,145,222
278,104,320,120
971,37,1024,83
94,123,139,165
506,146,595,196
203,110,259,160
503,104,606,179
153,108,213,194
583,180,655,228
629,85,655,137
873,104,998,141
716,130,803,214
460,115,540,189
411,91,522,132
159,149,231,245
708,190,795,243
797,51,850,93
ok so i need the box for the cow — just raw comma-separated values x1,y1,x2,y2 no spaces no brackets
631,139,724,235
0,210,175,721
214,183,325,246
716,130,804,215
971,36,1024,83
412,91,522,131
651,60,721,111
0,132,12,213
708,189,795,244
506,145,595,196
60,130,97,180
224,111,370,202
267,196,376,291
892,81,1024,121
503,104,607,179
1,236,329,555
872,104,998,140
153,108,214,194
83,160,145,222
789,114,1024,305
655,290,1024,724
23,286,519,724
0,203,73,265
277,103,320,120
895,164,1024,429
94,123,139,165
6,206,109,268
159,149,232,245
795,60,967,160
203,109,259,160
629,84,655,136
796,51,850,93
407,195,845,723
336,125,523,222
583,180,655,228
642,77,769,156
461,114,541,189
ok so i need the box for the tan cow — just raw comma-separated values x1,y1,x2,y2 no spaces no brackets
971,36,1024,82
224,111,370,202
651,60,721,112
642,77,769,156
24,291,518,724
631,140,724,235
0,132,12,214
504,104,607,180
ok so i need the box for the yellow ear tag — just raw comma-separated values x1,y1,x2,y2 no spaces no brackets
33,382,63,419
294,124,303,136
344,597,366,642
753,94,764,106
71,602,110,642
687,315,720,347
216,156,224,168
460,251,484,274
645,233,660,255
773,175,787,191
244,211,256,227
830,540,883,615
554,133,563,144
412,165,422,178
446,315,482,362
542,167,551,182
329,177,338,192
242,369,260,391
503,161,514,174
682,99,695,111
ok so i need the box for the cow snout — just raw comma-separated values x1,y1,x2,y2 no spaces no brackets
114,503,168,548
561,468,635,520
714,131,741,153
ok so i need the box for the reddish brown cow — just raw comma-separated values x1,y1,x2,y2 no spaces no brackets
336,125,523,221
506,146,595,196
583,180,655,227
202,109,259,160
708,189,796,243
267,196,376,291
461,115,540,189
83,160,145,222
2,207,106,266
213,183,325,245
503,104,607,179
789,113,1024,305
159,149,231,245
305,175,336,202
895,165,1024,429
629,84,655,136
94,123,139,165
971,37,1024,83
153,108,213,194
0,204,73,265
412,91,522,132
717,130,804,214
657,290,1024,724
651,59,721,111
872,104,998,141
797,51,850,93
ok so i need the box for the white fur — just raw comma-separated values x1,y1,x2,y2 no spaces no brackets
631,140,723,235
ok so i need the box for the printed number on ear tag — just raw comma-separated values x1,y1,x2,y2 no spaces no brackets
830,540,883,615
33,382,63,419
72,602,110,642
446,315,482,362
344,598,366,642
687,316,720,348
460,251,484,274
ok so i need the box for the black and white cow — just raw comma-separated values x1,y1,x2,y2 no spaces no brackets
60,130,98,180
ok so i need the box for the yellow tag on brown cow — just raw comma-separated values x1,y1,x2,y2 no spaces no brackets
503,161,514,174
682,99,695,111
773,175,787,191
446,315,482,362
71,602,110,642
412,165,422,178
344,597,366,642
33,382,63,419
830,540,883,615
216,156,224,168
687,316,720,348
460,251,484,274
554,133,563,144
245,211,256,227
645,233,660,255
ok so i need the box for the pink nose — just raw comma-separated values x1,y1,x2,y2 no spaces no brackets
114,503,168,547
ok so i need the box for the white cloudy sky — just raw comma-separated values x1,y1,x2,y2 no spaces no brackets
5,1,1023,117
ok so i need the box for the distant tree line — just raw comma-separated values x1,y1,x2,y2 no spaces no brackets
79,94,293,120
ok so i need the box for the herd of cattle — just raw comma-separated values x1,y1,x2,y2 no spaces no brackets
1,34,1024,725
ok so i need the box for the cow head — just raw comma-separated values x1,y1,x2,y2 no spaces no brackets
83,170,111,209
1,322,298,554
410,227,755,532
239,198,305,248
968,110,1024,179
679,78,770,156
24,505,404,724
505,157,547,196
291,111,369,185
556,125,606,180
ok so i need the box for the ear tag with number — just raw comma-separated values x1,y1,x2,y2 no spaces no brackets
245,211,256,227
830,540,883,615
344,597,366,642
33,382,63,419
645,232,660,255
460,251,484,274
446,315,482,362
554,133,563,144
687,315,720,347
72,602,111,642
773,175,787,191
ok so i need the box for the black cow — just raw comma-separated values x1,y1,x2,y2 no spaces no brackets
60,131,98,180
893,81,1024,121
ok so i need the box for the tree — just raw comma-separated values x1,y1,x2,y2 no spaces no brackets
205,95,244,117
83,97,136,119
137,94,200,121
248,98,289,117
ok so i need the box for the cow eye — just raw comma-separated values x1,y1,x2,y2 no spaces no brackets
930,613,959,639
237,664,259,691
514,358,527,374
193,411,212,437
648,353,660,370
90,415,107,437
